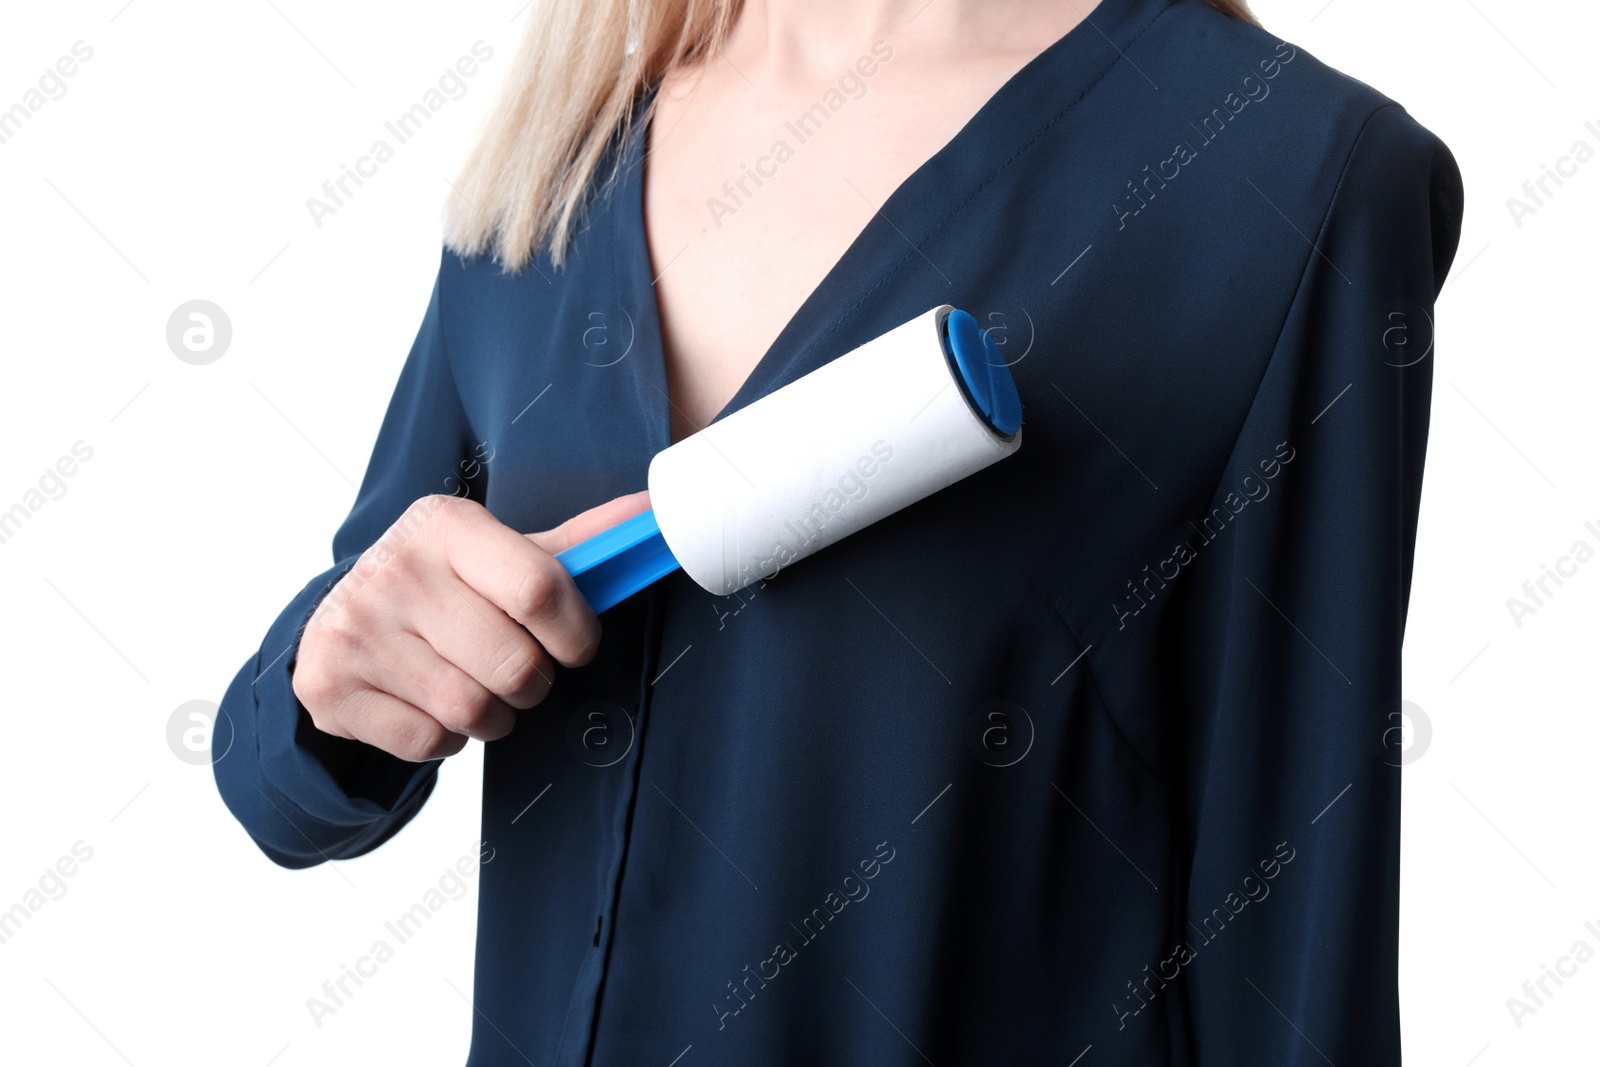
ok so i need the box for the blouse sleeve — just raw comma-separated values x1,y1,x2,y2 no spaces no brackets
1170,104,1463,1063
212,248,481,869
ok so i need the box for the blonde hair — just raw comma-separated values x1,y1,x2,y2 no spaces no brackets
443,0,1259,273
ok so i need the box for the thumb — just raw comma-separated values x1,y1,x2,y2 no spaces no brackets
527,490,652,555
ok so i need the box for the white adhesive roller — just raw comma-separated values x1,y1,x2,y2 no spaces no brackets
555,304,1023,611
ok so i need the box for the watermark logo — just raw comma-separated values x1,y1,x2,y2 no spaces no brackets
306,42,495,229
306,842,493,1028
0,441,94,549
0,840,94,947
167,699,233,766
1506,918,1600,1029
1113,441,1295,630
966,699,1034,767
1505,519,1600,629
1376,699,1431,767
566,699,634,768
712,840,896,1031
1378,300,1434,368
580,306,637,367
1114,840,1296,1030
969,305,1034,369
1113,41,1297,231
705,41,894,228
1505,119,1600,229
166,300,232,365
0,41,94,148
729,439,895,591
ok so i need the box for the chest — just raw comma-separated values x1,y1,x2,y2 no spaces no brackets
640,62,1012,443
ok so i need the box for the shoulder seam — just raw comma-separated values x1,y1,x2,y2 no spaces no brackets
1190,101,1402,522
811,0,1187,353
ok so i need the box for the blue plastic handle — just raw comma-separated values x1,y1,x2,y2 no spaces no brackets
554,507,681,614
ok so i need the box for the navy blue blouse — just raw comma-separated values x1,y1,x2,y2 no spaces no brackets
214,0,1464,1062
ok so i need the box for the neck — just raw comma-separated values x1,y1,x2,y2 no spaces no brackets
726,0,1086,80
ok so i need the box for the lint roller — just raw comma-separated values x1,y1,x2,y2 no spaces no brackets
555,305,1022,612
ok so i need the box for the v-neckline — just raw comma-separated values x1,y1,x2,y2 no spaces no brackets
615,0,1166,452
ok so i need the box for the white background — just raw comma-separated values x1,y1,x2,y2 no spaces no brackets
0,1,1592,1064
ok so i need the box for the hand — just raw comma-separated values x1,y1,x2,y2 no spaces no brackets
291,491,651,762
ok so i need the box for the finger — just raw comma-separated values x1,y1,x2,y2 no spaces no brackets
360,630,517,742
525,490,652,555
339,686,471,763
414,576,555,710
441,500,601,667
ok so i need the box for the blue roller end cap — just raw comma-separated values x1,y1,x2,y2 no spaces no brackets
943,308,1022,437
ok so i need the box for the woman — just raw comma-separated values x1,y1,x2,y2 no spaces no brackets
214,0,1464,1062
